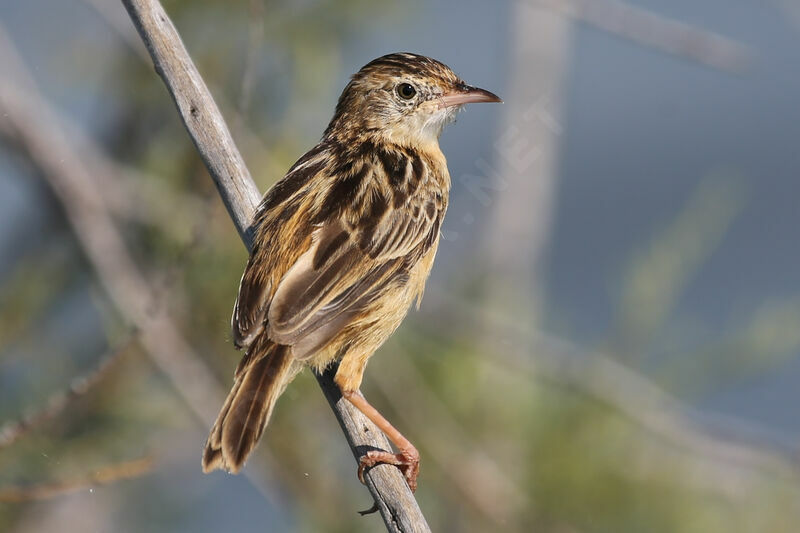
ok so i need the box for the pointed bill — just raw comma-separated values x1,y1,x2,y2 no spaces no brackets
437,85,503,108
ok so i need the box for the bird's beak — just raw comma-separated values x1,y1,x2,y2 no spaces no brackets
437,84,503,108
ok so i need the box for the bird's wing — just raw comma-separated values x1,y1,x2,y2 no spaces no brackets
231,144,328,350
232,143,444,361
265,153,444,359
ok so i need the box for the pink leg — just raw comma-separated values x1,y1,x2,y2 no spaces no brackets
340,389,420,492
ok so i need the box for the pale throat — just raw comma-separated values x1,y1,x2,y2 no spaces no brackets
381,105,458,153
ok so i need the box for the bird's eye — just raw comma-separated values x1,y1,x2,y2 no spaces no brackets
396,83,417,100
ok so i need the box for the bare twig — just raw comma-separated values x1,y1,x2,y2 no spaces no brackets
534,0,752,72
121,1,262,245
76,0,292,193
316,366,432,531
0,456,155,503
119,1,429,530
0,336,136,450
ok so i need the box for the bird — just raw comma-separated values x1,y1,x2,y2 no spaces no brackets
201,52,501,492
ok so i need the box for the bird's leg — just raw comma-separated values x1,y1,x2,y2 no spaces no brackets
340,389,420,492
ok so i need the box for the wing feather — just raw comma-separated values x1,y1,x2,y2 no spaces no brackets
230,145,327,349
231,141,445,361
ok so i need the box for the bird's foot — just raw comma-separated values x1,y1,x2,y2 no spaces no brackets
357,447,420,492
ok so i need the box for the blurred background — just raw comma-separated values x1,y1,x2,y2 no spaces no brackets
1,0,799,531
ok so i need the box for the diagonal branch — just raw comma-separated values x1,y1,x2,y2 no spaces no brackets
119,1,429,531
0,456,155,503
534,0,752,72
0,23,283,508
425,287,800,477
0,336,136,450
121,0,262,246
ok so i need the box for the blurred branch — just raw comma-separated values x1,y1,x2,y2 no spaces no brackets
0,335,136,450
67,119,210,239
773,0,800,31
76,0,291,190
80,0,151,62
0,39,225,436
611,175,744,359
0,456,154,503
234,0,265,131
533,0,752,72
425,287,799,480
119,1,429,531
0,24,282,506
482,2,571,322
516,336,797,482
0,246,72,349
0,36,206,237
659,299,800,396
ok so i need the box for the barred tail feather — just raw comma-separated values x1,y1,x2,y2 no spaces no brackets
202,339,294,473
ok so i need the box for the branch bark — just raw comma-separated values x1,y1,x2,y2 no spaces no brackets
119,1,429,530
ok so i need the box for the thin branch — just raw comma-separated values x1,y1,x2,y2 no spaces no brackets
534,0,752,72
316,366,432,531
119,1,429,531
76,0,292,193
122,1,262,246
0,456,154,503
0,336,136,450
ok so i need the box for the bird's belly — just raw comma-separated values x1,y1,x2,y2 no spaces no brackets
306,241,439,388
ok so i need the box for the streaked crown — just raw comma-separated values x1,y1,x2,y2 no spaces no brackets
324,52,500,147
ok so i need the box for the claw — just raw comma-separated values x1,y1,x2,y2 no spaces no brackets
358,502,380,516
357,448,419,492
339,389,421,492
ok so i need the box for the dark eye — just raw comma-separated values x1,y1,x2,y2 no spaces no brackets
396,83,417,100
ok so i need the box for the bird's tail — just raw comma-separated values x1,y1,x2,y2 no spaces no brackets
202,338,295,473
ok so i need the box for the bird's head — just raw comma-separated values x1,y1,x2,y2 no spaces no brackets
324,52,501,149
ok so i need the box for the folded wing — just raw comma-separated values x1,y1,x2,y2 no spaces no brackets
232,148,444,363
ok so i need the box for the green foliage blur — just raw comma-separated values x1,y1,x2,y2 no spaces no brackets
1,1,800,532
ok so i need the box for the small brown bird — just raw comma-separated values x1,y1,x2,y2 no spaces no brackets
202,52,501,491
